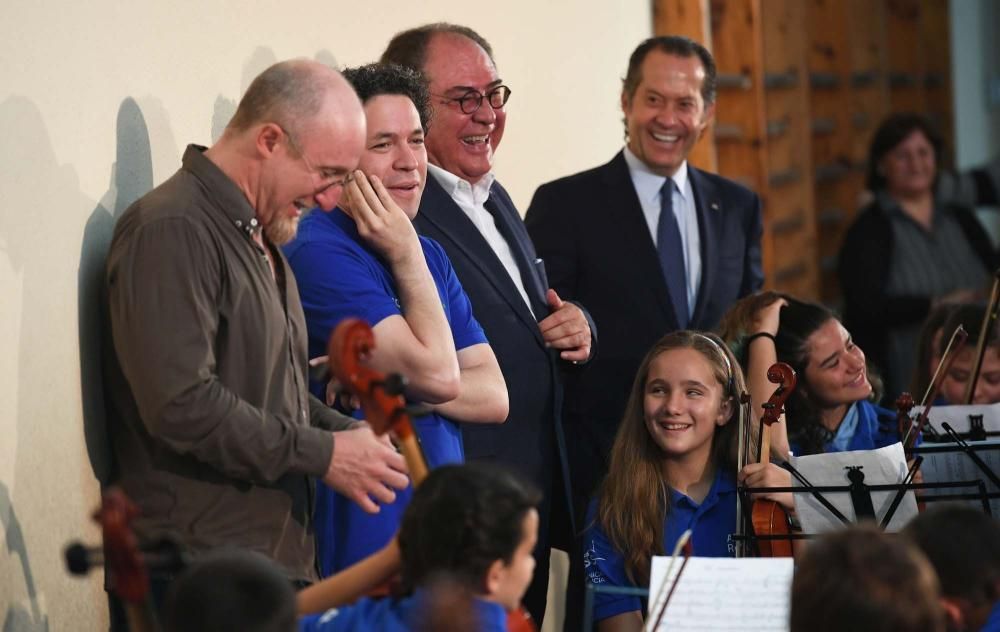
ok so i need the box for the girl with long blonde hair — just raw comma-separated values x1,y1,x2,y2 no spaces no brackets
584,331,791,631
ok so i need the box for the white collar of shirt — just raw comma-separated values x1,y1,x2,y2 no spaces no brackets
428,163,496,207
622,146,701,317
622,146,690,208
426,163,534,316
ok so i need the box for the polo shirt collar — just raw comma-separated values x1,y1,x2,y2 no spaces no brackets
670,466,735,510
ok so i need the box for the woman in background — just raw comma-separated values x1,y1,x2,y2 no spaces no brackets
838,113,995,396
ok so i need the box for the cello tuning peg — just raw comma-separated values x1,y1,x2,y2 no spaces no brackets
380,373,408,396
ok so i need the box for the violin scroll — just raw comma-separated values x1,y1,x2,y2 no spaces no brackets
327,317,429,485
895,393,915,440
761,362,797,427
64,487,160,632
765,362,797,390
95,488,149,604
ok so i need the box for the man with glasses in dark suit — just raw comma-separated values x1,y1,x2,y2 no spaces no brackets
382,24,596,626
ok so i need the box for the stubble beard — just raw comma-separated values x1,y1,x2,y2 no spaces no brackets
264,214,301,246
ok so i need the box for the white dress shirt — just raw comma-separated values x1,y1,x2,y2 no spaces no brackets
427,163,535,317
622,147,702,318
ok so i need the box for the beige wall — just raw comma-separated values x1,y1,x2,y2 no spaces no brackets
0,2,650,629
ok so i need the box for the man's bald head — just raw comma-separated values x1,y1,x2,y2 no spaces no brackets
210,59,365,244
228,59,357,137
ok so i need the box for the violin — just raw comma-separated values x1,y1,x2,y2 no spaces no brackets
65,488,161,632
749,363,796,557
299,318,428,613
326,317,428,484
303,318,538,631
895,392,915,442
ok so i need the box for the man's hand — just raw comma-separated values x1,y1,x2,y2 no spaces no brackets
343,171,422,267
538,289,591,362
323,426,409,514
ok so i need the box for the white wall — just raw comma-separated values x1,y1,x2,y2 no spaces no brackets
0,1,650,629
950,0,1000,241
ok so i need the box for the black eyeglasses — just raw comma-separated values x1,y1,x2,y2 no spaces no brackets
434,85,512,114
278,124,354,190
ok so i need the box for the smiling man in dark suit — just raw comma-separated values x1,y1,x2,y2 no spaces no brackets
525,35,763,526
381,23,596,626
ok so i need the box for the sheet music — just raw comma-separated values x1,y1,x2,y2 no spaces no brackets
647,556,792,631
790,442,917,533
912,403,1000,435
917,439,1000,515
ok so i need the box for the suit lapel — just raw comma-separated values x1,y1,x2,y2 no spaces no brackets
689,166,719,327
484,185,550,318
603,152,678,325
418,177,544,340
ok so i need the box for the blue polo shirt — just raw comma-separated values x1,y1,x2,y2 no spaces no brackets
982,600,1000,632
790,400,902,456
583,468,737,622
299,590,509,632
284,208,487,575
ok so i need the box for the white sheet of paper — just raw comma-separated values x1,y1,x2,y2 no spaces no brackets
912,403,1000,434
790,442,917,533
646,556,793,631
917,438,1000,515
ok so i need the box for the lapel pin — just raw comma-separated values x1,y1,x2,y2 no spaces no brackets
711,202,719,210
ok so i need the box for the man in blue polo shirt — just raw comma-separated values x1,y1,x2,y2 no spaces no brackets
284,63,508,576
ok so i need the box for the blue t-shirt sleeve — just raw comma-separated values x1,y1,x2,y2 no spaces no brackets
299,607,350,631
583,502,643,622
422,237,487,351
289,238,402,359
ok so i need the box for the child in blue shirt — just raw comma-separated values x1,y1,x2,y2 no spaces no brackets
934,302,1000,406
791,524,945,632
298,463,540,632
904,505,1000,632
584,331,792,630
721,292,902,458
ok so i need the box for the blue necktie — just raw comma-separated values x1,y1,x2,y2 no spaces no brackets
484,195,548,319
658,181,688,329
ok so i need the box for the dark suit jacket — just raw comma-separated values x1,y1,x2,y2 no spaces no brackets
524,151,763,512
414,175,584,511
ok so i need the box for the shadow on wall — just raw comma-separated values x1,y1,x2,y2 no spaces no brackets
77,97,154,487
211,47,341,144
1,482,48,632
212,46,279,143
314,49,339,69
0,95,80,632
